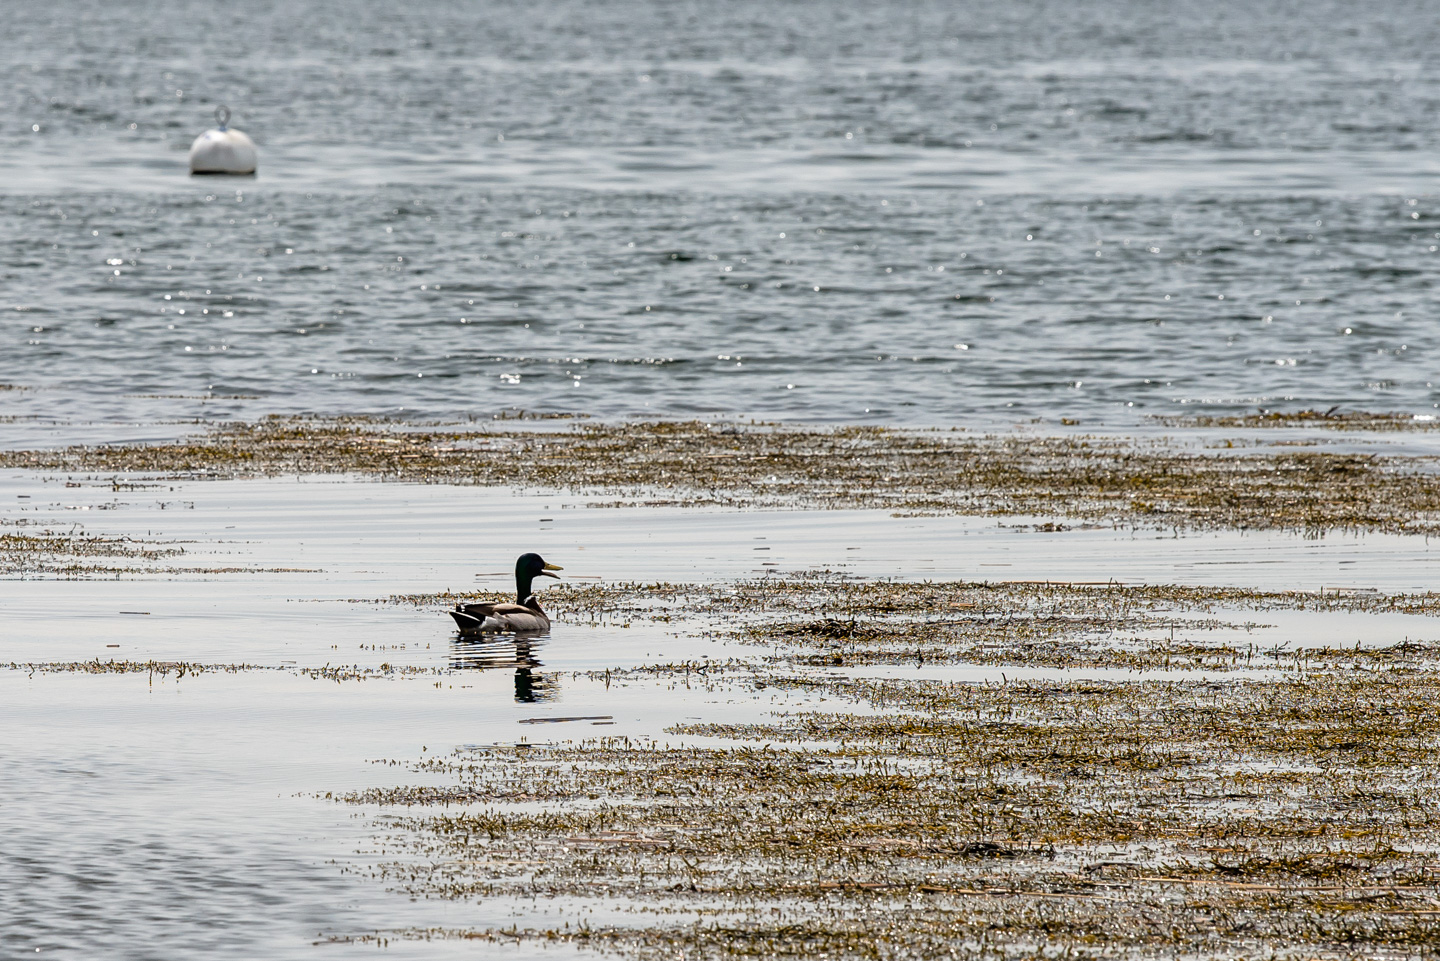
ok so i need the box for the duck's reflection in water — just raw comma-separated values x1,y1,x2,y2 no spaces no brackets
449,634,557,703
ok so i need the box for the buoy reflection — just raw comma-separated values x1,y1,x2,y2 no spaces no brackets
449,634,557,703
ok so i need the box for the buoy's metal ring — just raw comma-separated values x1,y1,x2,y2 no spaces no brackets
215,105,230,131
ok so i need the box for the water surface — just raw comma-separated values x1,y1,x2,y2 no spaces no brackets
3,0,1439,434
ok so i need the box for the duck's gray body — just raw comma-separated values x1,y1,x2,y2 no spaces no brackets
450,596,550,634
448,552,561,634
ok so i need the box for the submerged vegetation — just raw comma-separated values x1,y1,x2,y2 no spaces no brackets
1,659,444,682
0,526,185,577
10,414,1440,955
0,524,313,577
5,416,1440,533
399,575,1440,674
346,574,1440,958
1157,408,1440,431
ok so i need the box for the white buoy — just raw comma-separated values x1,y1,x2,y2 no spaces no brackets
189,106,257,175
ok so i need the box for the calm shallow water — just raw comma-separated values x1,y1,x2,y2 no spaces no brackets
3,0,1440,434
5,474,1440,957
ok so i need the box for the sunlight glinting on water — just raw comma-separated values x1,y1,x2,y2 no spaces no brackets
3,0,1440,431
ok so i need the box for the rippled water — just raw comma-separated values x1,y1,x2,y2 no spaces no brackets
4,0,1439,431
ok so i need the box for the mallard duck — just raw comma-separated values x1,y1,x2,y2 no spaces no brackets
449,552,563,634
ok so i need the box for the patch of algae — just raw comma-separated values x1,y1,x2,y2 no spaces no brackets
1156,409,1440,431
0,519,321,578
3,659,445,682
396,575,1440,674
6,417,1440,533
339,575,1440,959
0,529,190,577
0,530,318,577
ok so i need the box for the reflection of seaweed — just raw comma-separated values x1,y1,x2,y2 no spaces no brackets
449,636,557,703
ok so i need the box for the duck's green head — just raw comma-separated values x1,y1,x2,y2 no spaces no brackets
517,552,563,581
515,552,562,602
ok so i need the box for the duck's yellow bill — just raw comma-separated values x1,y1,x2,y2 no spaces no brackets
543,563,563,571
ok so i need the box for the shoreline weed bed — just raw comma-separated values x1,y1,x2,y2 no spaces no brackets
339,574,1440,958
6,416,1440,534
398,576,1440,674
